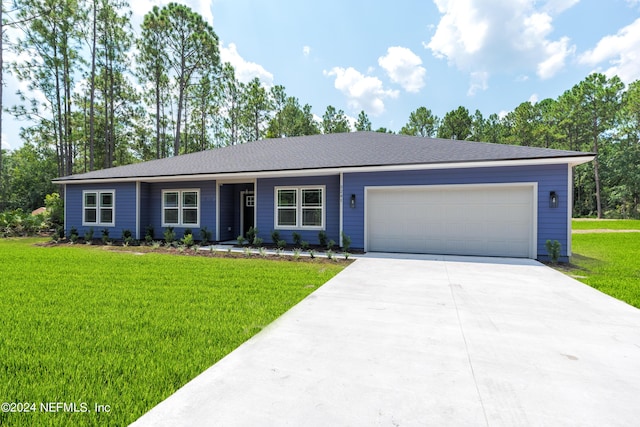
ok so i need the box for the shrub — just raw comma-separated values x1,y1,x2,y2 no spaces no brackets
545,239,562,264
163,227,176,244
69,226,79,243
200,227,212,244
253,236,264,247
45,192,64,227
122,229,136,246
52,225,64,242
292,231,302,246
341,232,351,253
326,249,333,260
326,239,335,250
277,239,287,249
293,247,301,259
181,233,194,247
301,240,310,251
101,228,110,244
246,227,258,245
0,209,48,236
318,230,327,247
144,225,154,244
271,230,280,245
309,249,316,259
84,227,94,243
237,235,246,246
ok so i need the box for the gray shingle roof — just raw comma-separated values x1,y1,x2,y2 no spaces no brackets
55,131,593,181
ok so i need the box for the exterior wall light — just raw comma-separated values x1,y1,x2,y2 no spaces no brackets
350,194,356,208
549,191,558,208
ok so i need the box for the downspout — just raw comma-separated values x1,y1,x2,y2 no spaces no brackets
215,182,220,242
136,181,141,240
339,172,343,248
567,164,573,257
63,184,67,235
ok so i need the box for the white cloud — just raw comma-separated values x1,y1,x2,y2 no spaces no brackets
542,0,580,14
378,46,426,93
528,93,539,104
323,67,399,116
426,0,576,90
220,42,274,86
467,71,488,96
1,133,10,150
538,36,574,79
303,46,311,57
578,18,640,84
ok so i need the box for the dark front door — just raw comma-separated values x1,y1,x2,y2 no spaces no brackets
242,192,255,237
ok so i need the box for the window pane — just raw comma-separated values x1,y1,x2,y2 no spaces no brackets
101,192,113,207
84,208,97,223
182,209,198,224
302,189,322,207
302,208,322,226
164,209,179,224
183,191,198,207
277,209,297,226
85,193,97,207
277,189,296,207
100,208,113,224
164,192,179,208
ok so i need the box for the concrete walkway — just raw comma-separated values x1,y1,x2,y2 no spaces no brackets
131,255,640,426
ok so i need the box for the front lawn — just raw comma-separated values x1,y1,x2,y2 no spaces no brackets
569,220,640,309
0,238,344,427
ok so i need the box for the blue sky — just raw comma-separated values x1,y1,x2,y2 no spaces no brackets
4,0,640,150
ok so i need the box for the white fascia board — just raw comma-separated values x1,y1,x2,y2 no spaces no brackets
53,155,595,185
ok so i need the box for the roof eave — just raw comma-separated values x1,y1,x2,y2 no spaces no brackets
52,155,595,185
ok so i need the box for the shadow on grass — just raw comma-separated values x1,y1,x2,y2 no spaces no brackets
547,253,599,277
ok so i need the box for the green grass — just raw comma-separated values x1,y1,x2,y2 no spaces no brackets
569,222,640,309
572,218,640,230
0,238,344,426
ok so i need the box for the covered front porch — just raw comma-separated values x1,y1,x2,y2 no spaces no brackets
216,181,256,242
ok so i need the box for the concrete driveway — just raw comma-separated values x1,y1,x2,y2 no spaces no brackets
132,255,640,426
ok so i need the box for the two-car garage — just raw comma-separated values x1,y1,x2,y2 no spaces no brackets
365,184,536,258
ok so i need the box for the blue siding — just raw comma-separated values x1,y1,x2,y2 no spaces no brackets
65,182,137,240
218,184,235,241
139,182,151,239
65,162,571,259
343,164,569,259
256,175,340,245
67,180,217,241
147,181,216,240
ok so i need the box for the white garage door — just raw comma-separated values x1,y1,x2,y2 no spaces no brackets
366,184,535,258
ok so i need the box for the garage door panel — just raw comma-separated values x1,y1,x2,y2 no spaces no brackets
366,185,534,258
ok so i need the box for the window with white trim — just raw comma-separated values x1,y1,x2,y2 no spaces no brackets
163,189,200,227
83,190,115,226
275,187,324,229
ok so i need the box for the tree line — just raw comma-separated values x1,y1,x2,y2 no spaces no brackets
0,1,638,219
